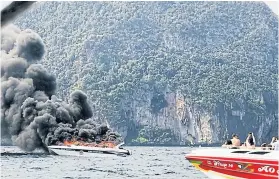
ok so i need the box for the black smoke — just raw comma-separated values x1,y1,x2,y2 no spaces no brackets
1,25,122,152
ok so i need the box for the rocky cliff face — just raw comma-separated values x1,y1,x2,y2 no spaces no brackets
114,90,220,145
114,89,277,145
12,1,278,145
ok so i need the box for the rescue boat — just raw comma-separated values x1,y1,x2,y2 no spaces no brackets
185,147,279,179
48,142,131,156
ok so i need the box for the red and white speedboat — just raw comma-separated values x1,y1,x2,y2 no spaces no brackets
185,147,279,179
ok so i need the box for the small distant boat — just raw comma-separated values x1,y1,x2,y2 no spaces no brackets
185,147,279,179
48,142,131,156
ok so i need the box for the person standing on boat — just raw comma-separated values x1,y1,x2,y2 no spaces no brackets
271,137,279,150
270,136,278,145
245,132,255,148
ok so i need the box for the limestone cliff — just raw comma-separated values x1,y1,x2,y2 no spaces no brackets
13,1,278,145
112,89,277,145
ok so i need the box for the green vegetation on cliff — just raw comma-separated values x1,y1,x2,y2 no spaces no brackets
13,1,278,145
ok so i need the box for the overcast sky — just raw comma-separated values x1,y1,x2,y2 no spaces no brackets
264,1,278,15
0,1,11,10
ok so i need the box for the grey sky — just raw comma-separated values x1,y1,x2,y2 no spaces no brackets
0,1,11,10
265,1,278,15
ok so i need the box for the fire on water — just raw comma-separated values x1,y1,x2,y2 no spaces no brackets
57,139,117,148
48,138,131,156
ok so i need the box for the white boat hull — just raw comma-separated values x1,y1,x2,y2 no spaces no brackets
48,144,131,156
49,148,120,157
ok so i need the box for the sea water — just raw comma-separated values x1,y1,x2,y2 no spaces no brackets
1,146,206,179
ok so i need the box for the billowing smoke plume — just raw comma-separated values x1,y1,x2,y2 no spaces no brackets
1,25,121,152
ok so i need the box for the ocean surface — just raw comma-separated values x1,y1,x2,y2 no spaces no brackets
1,146,207,179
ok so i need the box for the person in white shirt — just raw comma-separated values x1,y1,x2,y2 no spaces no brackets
270,137,277,145
272,141,279,150
271,137,279,150
245,132,255,149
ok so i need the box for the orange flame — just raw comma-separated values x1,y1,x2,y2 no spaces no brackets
61,138,117,148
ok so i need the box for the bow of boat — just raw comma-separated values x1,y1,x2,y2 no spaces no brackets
185,147,279,179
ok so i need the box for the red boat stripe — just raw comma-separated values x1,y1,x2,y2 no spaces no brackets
186,156,279,165
200,164,279,179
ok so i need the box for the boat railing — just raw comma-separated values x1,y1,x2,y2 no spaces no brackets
221,145,276,151
116,142,125,149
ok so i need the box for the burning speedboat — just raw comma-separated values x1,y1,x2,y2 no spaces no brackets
48,140,131,156
1,24,128,155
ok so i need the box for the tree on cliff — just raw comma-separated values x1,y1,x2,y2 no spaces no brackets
13,1,278,145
